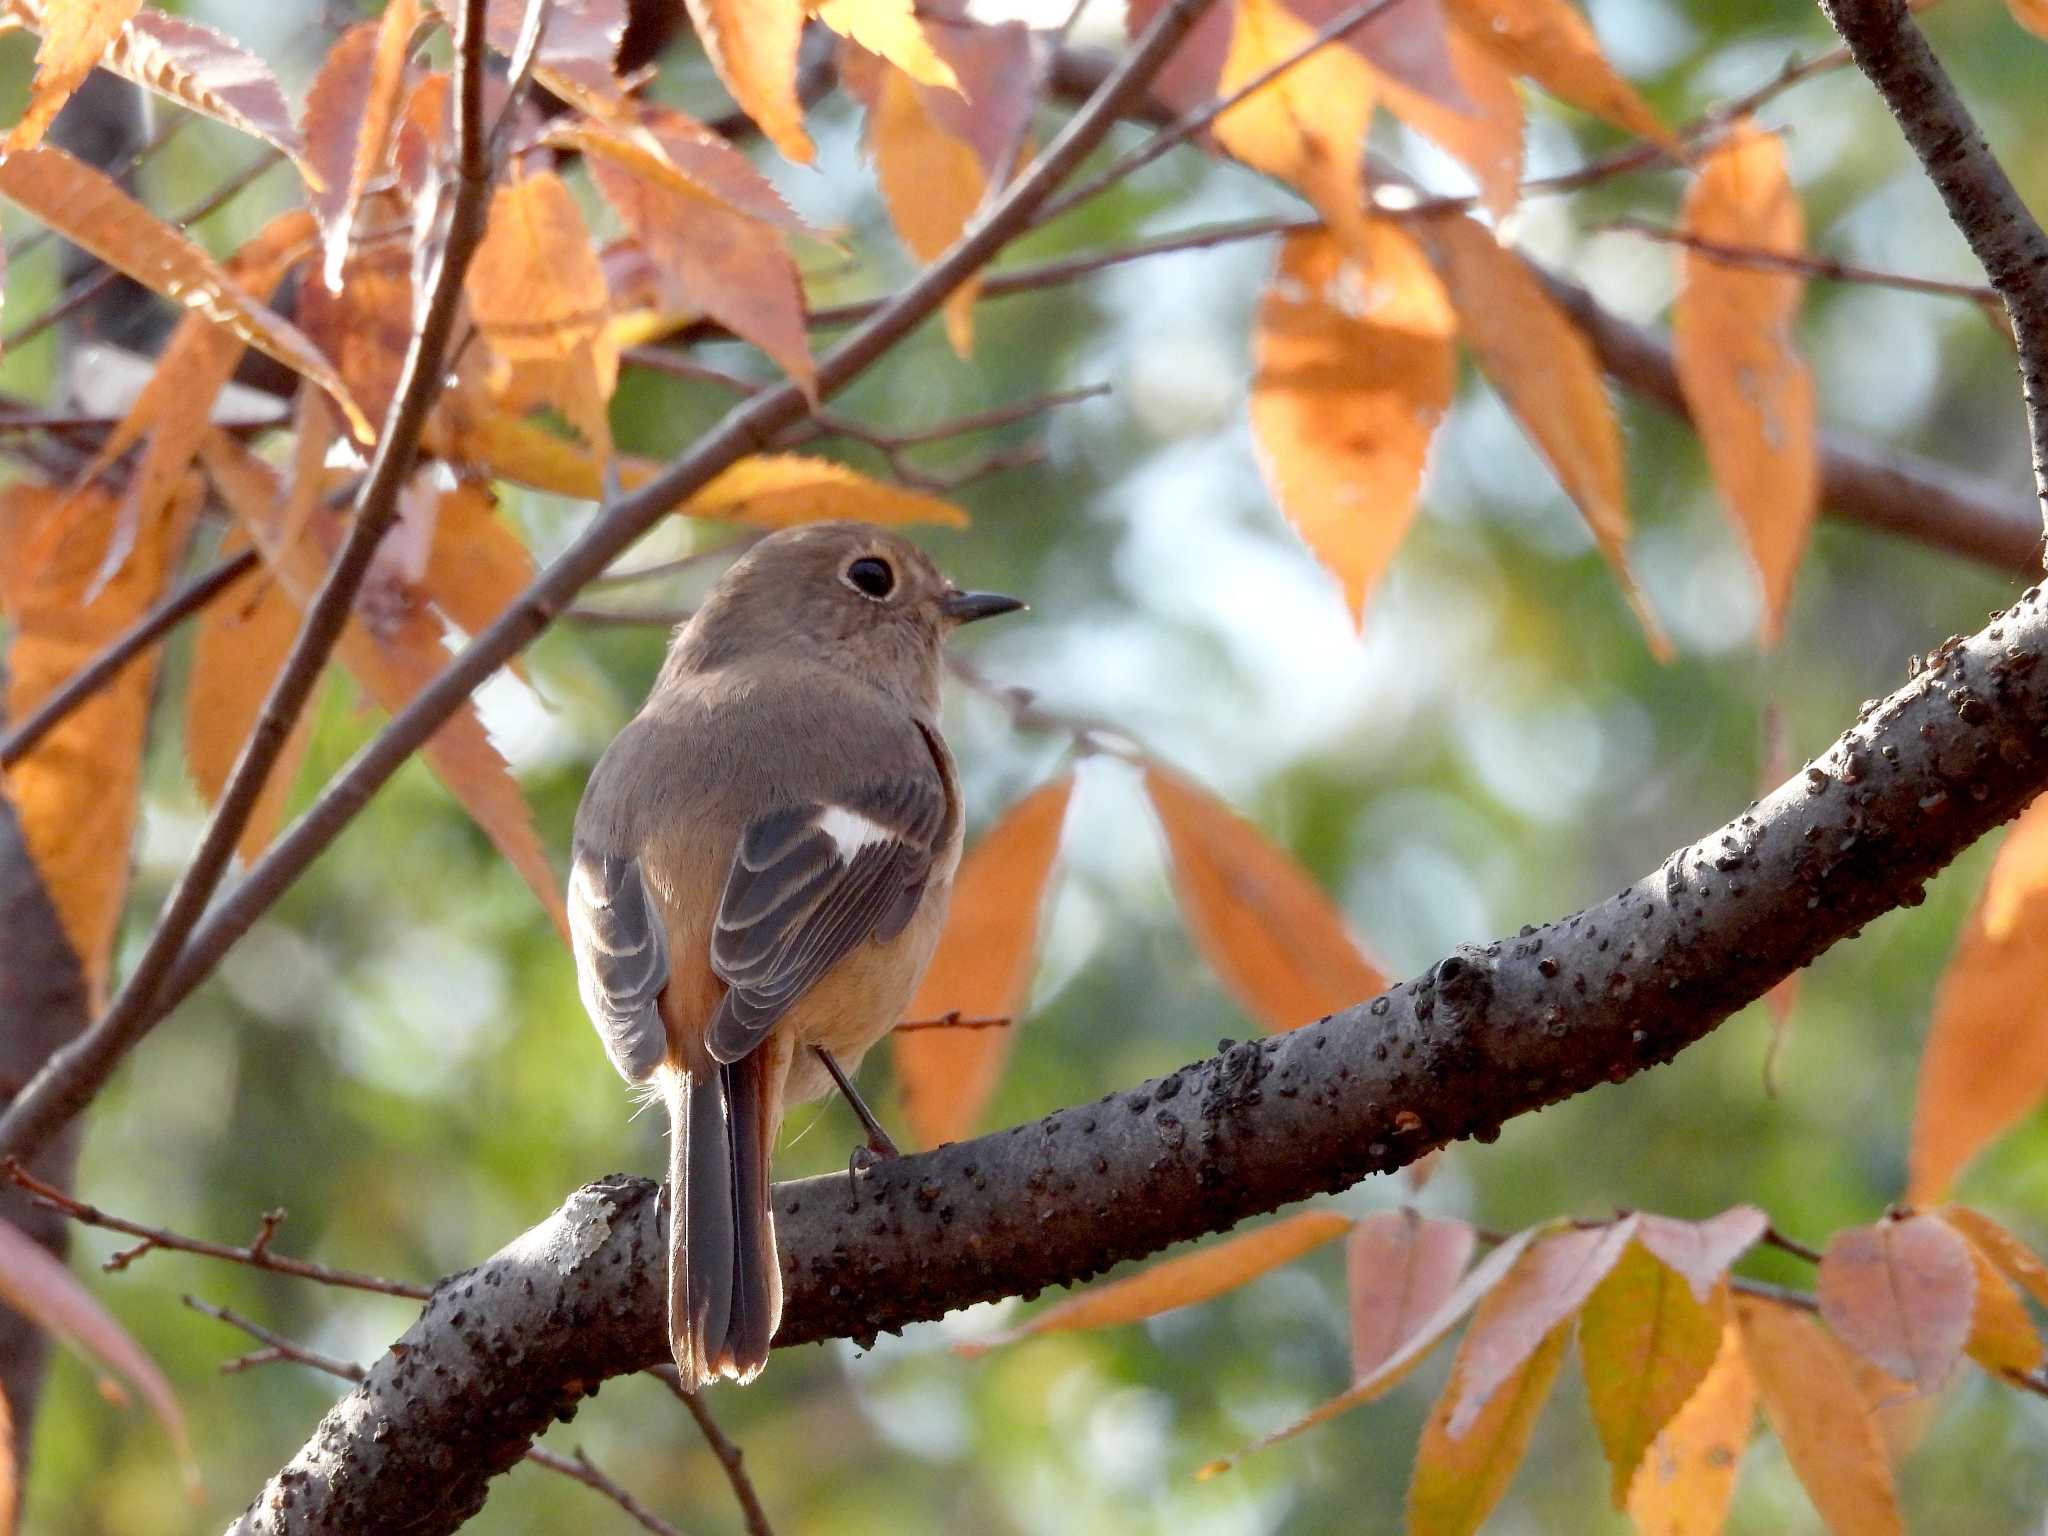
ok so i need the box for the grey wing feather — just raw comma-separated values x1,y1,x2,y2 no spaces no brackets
568,845,672,1082
704,776,945,1064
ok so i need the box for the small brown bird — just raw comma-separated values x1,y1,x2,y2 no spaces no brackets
569,521,1023,1388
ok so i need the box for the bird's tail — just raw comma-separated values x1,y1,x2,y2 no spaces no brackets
665,1053,781,1388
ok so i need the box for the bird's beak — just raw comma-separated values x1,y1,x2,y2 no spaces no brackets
939,587,1027,624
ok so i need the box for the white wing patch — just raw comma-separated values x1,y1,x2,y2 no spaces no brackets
815,804,896,860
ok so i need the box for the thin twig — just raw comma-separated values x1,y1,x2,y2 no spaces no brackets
648,1365,777,1536
1760,1225,1825,1265
893,1012,1014,1033
0,0,498,1166
0,547,260,768
1603,217,1999,306
6,1162,428,1298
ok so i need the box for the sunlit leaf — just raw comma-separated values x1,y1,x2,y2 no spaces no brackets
1948,1227,2045,1377
542,107,813,235
1580,1244,1726,1505
1633,1207,1768,1304
0,144,368,438
1250,223,1454,625
1448,1218,1636,1436
1817,1214,1974,1392
896,775,1073,1149
1143,760,1384,1033
677,454,967,529
1735,1294,1903,1536
1,479,194,995
1421,214,1667,657
301,11,417,289
1372,21,1524,220
0,1215,194,1486
1672,122,1817,643
1408,1315,1568,1536
11,0,147,150
1908,797,2048,1202
815,0,957,90
1938,1207,2048,1310
483,0,625,107
682,0,809,162
300,234,414,429
957,1210,1351,1357
1441,0,1669,145
422,477,536,647
1626,1319,1754,1536
1348,1209,1477,1381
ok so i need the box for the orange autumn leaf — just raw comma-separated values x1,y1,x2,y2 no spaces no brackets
1348,1210,1478,1381
1422,215,1667,657
0,144,368,439
1440,0,1668,146
1817,1213,1975,1392
1373,23,1525,221
896,775,1072,1149
1907,795,2048,1203
814,0,957,90
677,454,968,529
2006,0,2048,38
1951,1229,2045,1377
683,0,810,162
11,0,146,151
1,479,192,995
543,108,812,236
422,478,536,645
1214,0,1378,251
1673,122,1817,643
1579,1244,1726,1506
0,1384,11,1534
1734,1294,1903,1536
301,5,422,288
1626,1319,1755,1536
185,534,315,863
957,1210,1351,1357
1938,1207,2048,1310
1251,223,1455,626
1407,1312,1569,1536
1143,761,1384,1034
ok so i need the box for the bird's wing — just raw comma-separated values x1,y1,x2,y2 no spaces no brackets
704,774,947,1064
568,845,673,1082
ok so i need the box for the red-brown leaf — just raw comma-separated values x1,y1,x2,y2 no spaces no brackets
1817,1214,1975,1392
1347,1209,1477,1381
110,10,307,167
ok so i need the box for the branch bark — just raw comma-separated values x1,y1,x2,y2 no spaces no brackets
232,574,2048,1533
1818,0,2048,528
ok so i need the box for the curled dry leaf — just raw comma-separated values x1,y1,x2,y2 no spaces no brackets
1440,0,1669,146
956,1209,1350,1357
1907,796,2048,1203
1421,215,1668,658
1817,1213,1975,1393
1633,1206,1767,1304
1142,760,1384,1033
11,0,146,151
1735,1294,1903,1536
0,1215,195,1487
1577,1242,1725,1506
1625,1319,1754,1536
1446,1217,1636,1437
1250,223,1455,626
1347,1209,1477,1381
677,454,968,529
0,144,368,438
682,0,809,163
1673,122,1818,644
896,775,1073,1149
1408,1313,1569,1536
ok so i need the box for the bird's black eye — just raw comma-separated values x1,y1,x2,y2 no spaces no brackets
844,556,895,599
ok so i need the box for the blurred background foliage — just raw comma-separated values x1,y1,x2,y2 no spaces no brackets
5,0,2048,1529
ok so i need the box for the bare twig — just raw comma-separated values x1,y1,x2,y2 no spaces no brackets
1761,1225,1825,1265
647,1367,776,1536
1603,216,2000,306
893,1012,1014,1033
0,547,260,769
0,0,499,1166
6,1163,427,1299
1818,0,2048,525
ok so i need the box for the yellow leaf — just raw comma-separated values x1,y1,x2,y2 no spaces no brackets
1422,215,1667,657
1939,1207,2048,1311
1250,223,1454,625
1373,24,1525,221
1673,122,1817,643
678,454,968,529
1734,1295,1902,1536
957,1210,1350,1357
1952,1230,2045,1377
682,0,810,162
1816,1214,1974,1392
0,145,369,439
184,533,315,863
1,478,194,997
1626,1319,1754,1536
1907,798,2048,1202
11,0,146,150
813,0,957,90
1441,0,1669,146
1580,1245,1727,1505
1214,0,1379,251
1143,759,1383,1033
896,775,1072,1149
432,411,663,501
1408,1317,1568,1536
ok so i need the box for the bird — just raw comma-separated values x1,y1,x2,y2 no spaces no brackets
568,521,1024,1388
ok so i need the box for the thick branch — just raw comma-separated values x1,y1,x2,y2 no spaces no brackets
1818,0,2048,526
235,579,2048,1533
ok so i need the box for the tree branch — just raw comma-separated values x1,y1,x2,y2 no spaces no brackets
232,577,2048,1532
1818,0,2048,527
